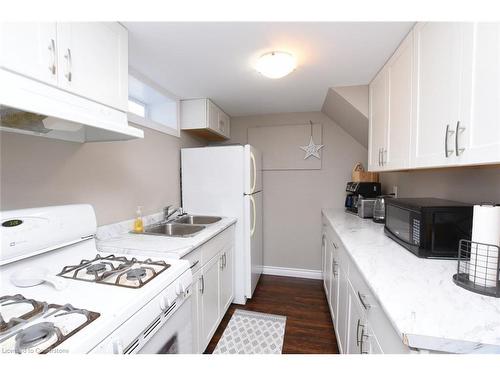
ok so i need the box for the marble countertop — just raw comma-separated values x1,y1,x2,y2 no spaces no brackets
96,216,237,259
322,208,500,354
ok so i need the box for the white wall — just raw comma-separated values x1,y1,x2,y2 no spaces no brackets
223,111,367,271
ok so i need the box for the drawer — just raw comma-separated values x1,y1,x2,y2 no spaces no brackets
200,225,235,264
348,259,409,353
182,247,202,274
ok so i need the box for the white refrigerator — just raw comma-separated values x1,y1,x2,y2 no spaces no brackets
181,145,263,304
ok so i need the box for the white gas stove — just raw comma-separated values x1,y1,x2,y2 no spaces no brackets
0,205,193,354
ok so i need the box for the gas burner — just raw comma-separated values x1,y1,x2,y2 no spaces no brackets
15,322,61,354
57,254,170,288
0,295,47,335
0,296,99,354
126,268,147,281
86,263,108,274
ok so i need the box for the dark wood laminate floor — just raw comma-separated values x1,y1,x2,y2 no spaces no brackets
205,274,339,354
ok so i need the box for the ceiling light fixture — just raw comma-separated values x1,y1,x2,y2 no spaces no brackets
255,51,296,79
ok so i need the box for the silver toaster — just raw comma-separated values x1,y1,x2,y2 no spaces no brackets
356,198,376,218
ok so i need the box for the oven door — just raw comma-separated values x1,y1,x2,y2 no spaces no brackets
137,292,193,354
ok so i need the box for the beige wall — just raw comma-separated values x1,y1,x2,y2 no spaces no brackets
224,112,367,271
381,167,500,204
0,126,206,225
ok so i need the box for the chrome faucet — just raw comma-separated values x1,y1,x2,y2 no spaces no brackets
163,205,185,222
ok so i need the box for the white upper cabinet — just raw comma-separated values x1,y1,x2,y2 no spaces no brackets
385,31,413,170
369,22,500,171
181,98,231,140
56,23,128,111
0,22,128,112
411,23,468,168
459,23,500,165
0,23,58,85
368,68,388,171
368,30,412,172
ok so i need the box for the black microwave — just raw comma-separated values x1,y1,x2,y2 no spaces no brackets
384,198,473,259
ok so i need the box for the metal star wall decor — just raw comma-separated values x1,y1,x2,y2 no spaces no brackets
300,121,324,159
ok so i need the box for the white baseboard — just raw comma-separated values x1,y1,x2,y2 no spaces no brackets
261,266,323,280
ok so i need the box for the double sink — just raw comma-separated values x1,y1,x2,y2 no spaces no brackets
138,215,222,238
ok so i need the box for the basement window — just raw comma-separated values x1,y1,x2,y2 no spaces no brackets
128,99,146,118
127,70,180,137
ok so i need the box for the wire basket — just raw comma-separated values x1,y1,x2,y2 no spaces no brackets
453,239,500,297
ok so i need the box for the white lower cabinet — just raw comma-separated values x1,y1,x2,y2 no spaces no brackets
322,215,411,354
219,246,234,314
199,254,220,350
187,225,235,353
346,283,367,354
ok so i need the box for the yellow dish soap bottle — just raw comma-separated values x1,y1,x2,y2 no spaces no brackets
133,206,144,233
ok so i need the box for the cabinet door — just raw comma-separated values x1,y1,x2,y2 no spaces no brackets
0,22,58,85
336,266,349,354
200,255,220,352
207,100,220,134
218,110,230,138
56,22,128,111
385,31,413,170
411,23,466,168
330,248,340,326
368,68,388,171
346,283,367,354
322,235,332,305
460,23,500,165
219,247,234,314
191,270,203,354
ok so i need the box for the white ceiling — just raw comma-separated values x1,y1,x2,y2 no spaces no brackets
124,22,414,116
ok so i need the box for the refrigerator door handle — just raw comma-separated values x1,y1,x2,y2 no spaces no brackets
249,194,256,237
250,152,257,194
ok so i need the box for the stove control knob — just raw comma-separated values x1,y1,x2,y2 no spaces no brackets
159,296,166,310
112,339,124,354
175,281,186,296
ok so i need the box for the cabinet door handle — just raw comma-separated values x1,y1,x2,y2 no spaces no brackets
331,260,338,278
382,148,387,166
199,275,204,294
64,48,72,82
223,253,227,268
357,291,371,310
378,148,381,166
220,254,224,270
48,39,56,75
444,124,455,157
360,327,369,354
356,318,365,346
455,121,465,156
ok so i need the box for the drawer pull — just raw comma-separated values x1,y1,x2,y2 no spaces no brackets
357,291,371,310
190,260,199,269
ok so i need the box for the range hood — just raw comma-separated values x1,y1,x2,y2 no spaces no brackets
0,69,143,142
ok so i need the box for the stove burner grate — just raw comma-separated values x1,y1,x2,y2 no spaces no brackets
57,254,170,289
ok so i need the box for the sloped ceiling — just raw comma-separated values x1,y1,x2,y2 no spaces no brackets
321,86,369,148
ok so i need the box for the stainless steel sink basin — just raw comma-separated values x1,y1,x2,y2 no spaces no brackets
174,215,222,225
141,223,205,237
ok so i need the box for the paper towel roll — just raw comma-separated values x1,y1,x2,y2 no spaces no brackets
469,204,500,288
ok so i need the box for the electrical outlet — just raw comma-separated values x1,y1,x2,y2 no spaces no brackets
393,185,399,198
